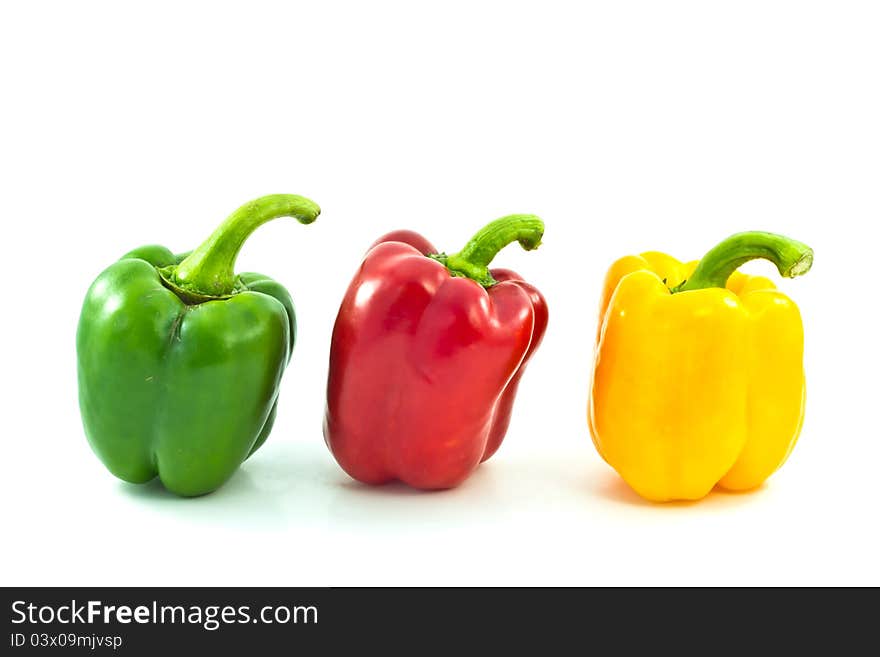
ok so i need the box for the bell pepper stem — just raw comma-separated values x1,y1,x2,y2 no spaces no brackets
676,231,813,292
431,214,544,287
169,194,320,298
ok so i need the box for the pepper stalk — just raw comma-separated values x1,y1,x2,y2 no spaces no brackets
430,214,544,287
674,231,813,293
160,194,320,303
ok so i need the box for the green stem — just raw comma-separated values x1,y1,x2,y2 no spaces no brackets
676,231,813,292
166,194,320,299
429,214,544,287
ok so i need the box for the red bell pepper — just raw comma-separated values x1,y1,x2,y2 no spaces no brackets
324,215,548,489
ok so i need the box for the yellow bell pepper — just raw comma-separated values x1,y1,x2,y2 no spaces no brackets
588,232,813,502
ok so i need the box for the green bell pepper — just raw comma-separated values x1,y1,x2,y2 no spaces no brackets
76,194,320,496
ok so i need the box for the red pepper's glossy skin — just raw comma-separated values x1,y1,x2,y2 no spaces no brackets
324,230,548,489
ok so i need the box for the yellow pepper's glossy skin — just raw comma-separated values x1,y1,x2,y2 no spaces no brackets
589,251,806,502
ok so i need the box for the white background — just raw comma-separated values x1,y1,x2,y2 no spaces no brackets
2,1,878,586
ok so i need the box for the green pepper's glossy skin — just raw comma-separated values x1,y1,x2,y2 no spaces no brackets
76,195,317,497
